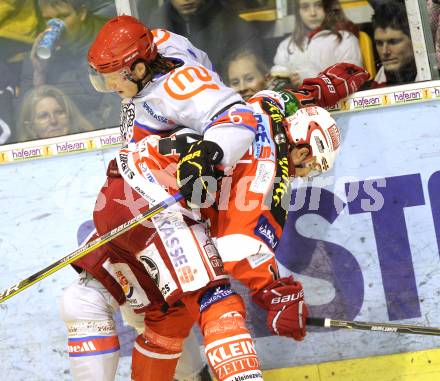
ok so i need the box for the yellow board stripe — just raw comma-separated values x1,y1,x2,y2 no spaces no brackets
261,348,440,381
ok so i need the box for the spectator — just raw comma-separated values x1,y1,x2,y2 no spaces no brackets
372,0,418,85
0,0,41,82
19,0,119,131
270,0,362,88
226,49,269,101
427,0,440,71
17,85,93,141
0,59,17,144
139,0,261,73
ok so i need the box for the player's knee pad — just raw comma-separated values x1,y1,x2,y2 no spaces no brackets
60,278,120,362
200,290,263,381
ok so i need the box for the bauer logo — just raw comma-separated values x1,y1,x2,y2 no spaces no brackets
254,215,280,249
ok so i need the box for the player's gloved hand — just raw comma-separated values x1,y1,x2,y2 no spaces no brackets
300,62,369,107
177,140,223,206
252,276,308,341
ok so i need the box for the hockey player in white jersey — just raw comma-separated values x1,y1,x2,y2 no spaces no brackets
88,15,258,169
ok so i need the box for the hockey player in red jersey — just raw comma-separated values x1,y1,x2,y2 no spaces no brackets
61,14,369,381
63,96,340,381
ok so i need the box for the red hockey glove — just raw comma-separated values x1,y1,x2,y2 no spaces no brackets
300,62,369,107
177,140,223,206
252,276,308,341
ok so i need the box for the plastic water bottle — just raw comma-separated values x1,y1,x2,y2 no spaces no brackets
36,18,65,60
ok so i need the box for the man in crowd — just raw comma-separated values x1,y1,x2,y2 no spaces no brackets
372,0,419,85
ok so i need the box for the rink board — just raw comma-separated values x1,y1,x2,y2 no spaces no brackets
1,100,440,379
262,347,440,381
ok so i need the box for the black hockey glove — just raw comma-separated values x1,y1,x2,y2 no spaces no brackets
177,140,223,207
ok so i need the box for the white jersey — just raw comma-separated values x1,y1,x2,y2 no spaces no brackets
120,28,257,167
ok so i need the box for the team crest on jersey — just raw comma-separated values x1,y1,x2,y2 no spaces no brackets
120,101,135,143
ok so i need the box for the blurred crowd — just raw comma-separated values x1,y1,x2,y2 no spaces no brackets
0,0,436,146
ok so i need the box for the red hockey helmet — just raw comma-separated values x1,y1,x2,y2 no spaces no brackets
88,15,157,92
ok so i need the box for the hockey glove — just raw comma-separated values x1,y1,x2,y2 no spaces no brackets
301,62,369,107
252,276,308,341
177,140,223,206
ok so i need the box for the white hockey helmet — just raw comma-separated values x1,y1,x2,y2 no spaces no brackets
284,106,340,176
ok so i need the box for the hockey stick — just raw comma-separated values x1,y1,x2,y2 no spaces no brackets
0,193,183,304
307,317,440,336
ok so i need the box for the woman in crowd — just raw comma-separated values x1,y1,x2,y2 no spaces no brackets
17,85,93,141
226,49,269,101
226,49,305,100
270,0,363,88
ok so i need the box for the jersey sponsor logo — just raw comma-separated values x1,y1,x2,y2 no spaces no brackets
114,270,134,298
103,260,150,310
137,243,177,299
204,241,224,274
68,340,97,354
138,255,159,284
120,101,135,143
254,215,279,250
142,101,174,125
253,114,273,160
68,336,120,357
206,335,260,379
164,65,220,100
199,285,235,312
118,151,135,179
157,218,195,284
207,338,257,366
250,161,275,194
139,255,172,296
